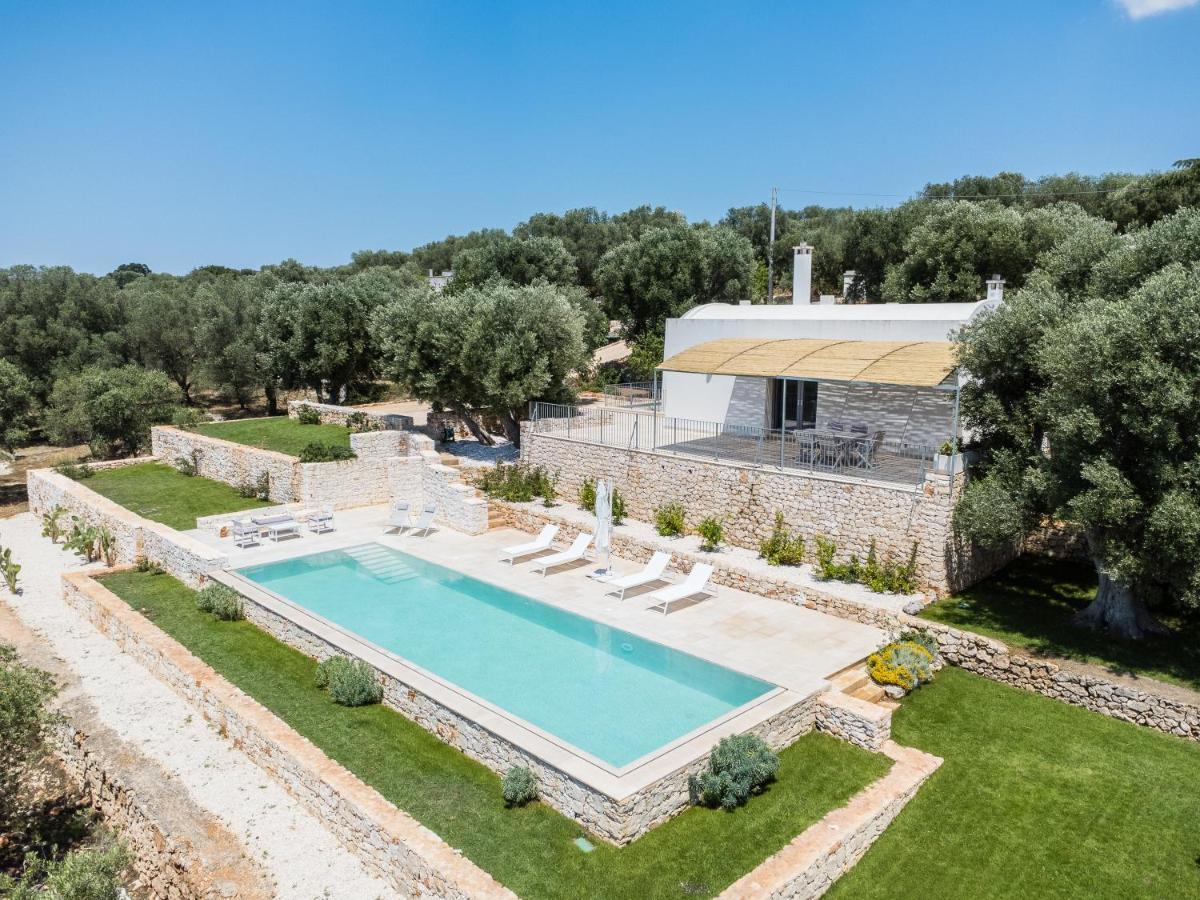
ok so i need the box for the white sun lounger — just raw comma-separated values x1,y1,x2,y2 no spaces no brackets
646,563,716,614
530,532,594,576
497,524,558,564
386,500,412,533
407,503,438,537
603,551,673,600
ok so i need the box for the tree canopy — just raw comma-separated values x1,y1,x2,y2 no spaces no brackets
44,365,180,458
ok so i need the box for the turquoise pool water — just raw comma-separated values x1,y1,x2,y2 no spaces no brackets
237,543,775,767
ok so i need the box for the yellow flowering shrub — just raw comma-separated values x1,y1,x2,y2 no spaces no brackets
868,641,934,692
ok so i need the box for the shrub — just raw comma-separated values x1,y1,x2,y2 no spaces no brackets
55,462,94,480
41,506,67,543
175,449,200,476
237,479,257,498
0,643,58,828
296,405,322,425
172,407,211,429
815,536,919,594
579,476,596,511
611,488,626,525
1,546,20,593
501,765,539,807
654,503,687,537
254,470,271,500
314,656,382,707
539,470,558,507
2,841,130,900
759,512,805,566
697,517,724,552
195,584,245,621
134,556,164,576
345,411,377,433
298,442,356,463
868,641,935,692
65,519,102,563
688,734,779,810
476,463,553,503
899,628,940,659
96,526,117,567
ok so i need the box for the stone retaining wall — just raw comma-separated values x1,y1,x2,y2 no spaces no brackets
814,692,891,751
801,591,1200,742
288,400,414,431
227,578,817,845
62,572,514,900
520,428,1012,593
27,469,227,586
719,741,941,899
152,426,299,503
388,434,490,535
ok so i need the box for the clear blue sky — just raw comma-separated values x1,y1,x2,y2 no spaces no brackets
2,0,1197,274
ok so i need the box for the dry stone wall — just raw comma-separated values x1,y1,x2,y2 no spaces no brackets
62,572,515,900
233,580,818,844
27,469,227,586
287,400,414,430
814,692,891,751
152,426,298,503
387,435,489,535
520,428,1011,593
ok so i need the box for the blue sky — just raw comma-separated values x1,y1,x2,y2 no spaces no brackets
2,0,1198,274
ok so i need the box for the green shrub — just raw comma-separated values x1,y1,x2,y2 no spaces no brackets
195,584,245,621
41,506,67,543
65,519,103,563
579,476,596,511
345,411,377,433
611,488,626,525
759,512,805,566
298,442,356,463
476,463,553,503
899,628,939,659
688,734,779,810
296,405,322,425
501,765,539,807
134,556,164,576
55,462,94,480
1,546,20,593
654,503,687,537
868,640,935,692
2,841,130,900
315,656,383,707
697,517,724,552
174,449,200,476
172,407,211,429
815,536,919,593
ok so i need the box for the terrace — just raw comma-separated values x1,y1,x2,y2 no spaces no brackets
192,416,352,455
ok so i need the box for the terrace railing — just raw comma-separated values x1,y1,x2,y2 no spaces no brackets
529,402,936,487
600,381,659,410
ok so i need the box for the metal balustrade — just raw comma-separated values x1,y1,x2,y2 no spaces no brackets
529,402,936,486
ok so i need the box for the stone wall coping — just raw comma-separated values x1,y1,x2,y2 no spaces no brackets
64,570,514,900
718,739,942,900
818,690,892,726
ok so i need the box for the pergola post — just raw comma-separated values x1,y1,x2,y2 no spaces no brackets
948,379,962,484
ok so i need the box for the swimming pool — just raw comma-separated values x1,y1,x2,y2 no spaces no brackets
237,543,776,768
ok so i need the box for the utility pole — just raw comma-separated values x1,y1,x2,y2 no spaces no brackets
766,186,778,303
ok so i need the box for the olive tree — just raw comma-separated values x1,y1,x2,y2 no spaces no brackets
44,366,180,458
449,235,578,290
0,360,36,451
955,208,1200,639
372,281,587,445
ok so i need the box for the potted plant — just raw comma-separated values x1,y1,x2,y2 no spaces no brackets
934,440,957,473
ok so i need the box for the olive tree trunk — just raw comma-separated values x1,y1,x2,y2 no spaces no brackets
451,405,495,446
1071,563,1168,641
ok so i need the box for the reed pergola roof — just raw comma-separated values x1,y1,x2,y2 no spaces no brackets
657,338,958,388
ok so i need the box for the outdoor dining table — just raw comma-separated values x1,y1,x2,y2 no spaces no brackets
793,428,873,469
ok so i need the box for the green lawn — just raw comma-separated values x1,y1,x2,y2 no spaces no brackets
192,416,352,457
84,462,270,531
828,667,1200,899
920,556,1200,692
100,570,889,900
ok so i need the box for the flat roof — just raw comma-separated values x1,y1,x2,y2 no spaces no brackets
658,338,958,388
680,300,991,322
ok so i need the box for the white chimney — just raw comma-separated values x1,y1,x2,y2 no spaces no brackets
842,270,858,299
792,244,812,305
986,275,1005,303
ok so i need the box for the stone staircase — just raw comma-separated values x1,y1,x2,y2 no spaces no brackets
828,662,900,711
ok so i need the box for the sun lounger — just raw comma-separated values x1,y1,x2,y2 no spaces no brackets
307,507,335,534
530,532,594,576
386,500,411,533
497,524,559,564
408,503,438,537
645,563,715,614
232,520,260,549
603,551,673,600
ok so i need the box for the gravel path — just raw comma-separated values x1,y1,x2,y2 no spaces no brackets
0,513,398,900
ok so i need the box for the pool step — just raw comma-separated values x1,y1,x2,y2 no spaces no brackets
343,546,419,585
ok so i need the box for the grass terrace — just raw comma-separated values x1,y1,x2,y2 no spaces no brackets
192,416,352,457
828,667,1200,899
101,569,890,900
920,556,1200,692
83,462,271,531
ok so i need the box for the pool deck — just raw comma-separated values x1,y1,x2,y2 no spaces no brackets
187,505,884,695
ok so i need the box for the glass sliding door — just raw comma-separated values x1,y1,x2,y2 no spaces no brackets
769,378,819,430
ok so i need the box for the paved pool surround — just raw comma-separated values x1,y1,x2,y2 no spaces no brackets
215,564,820,845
